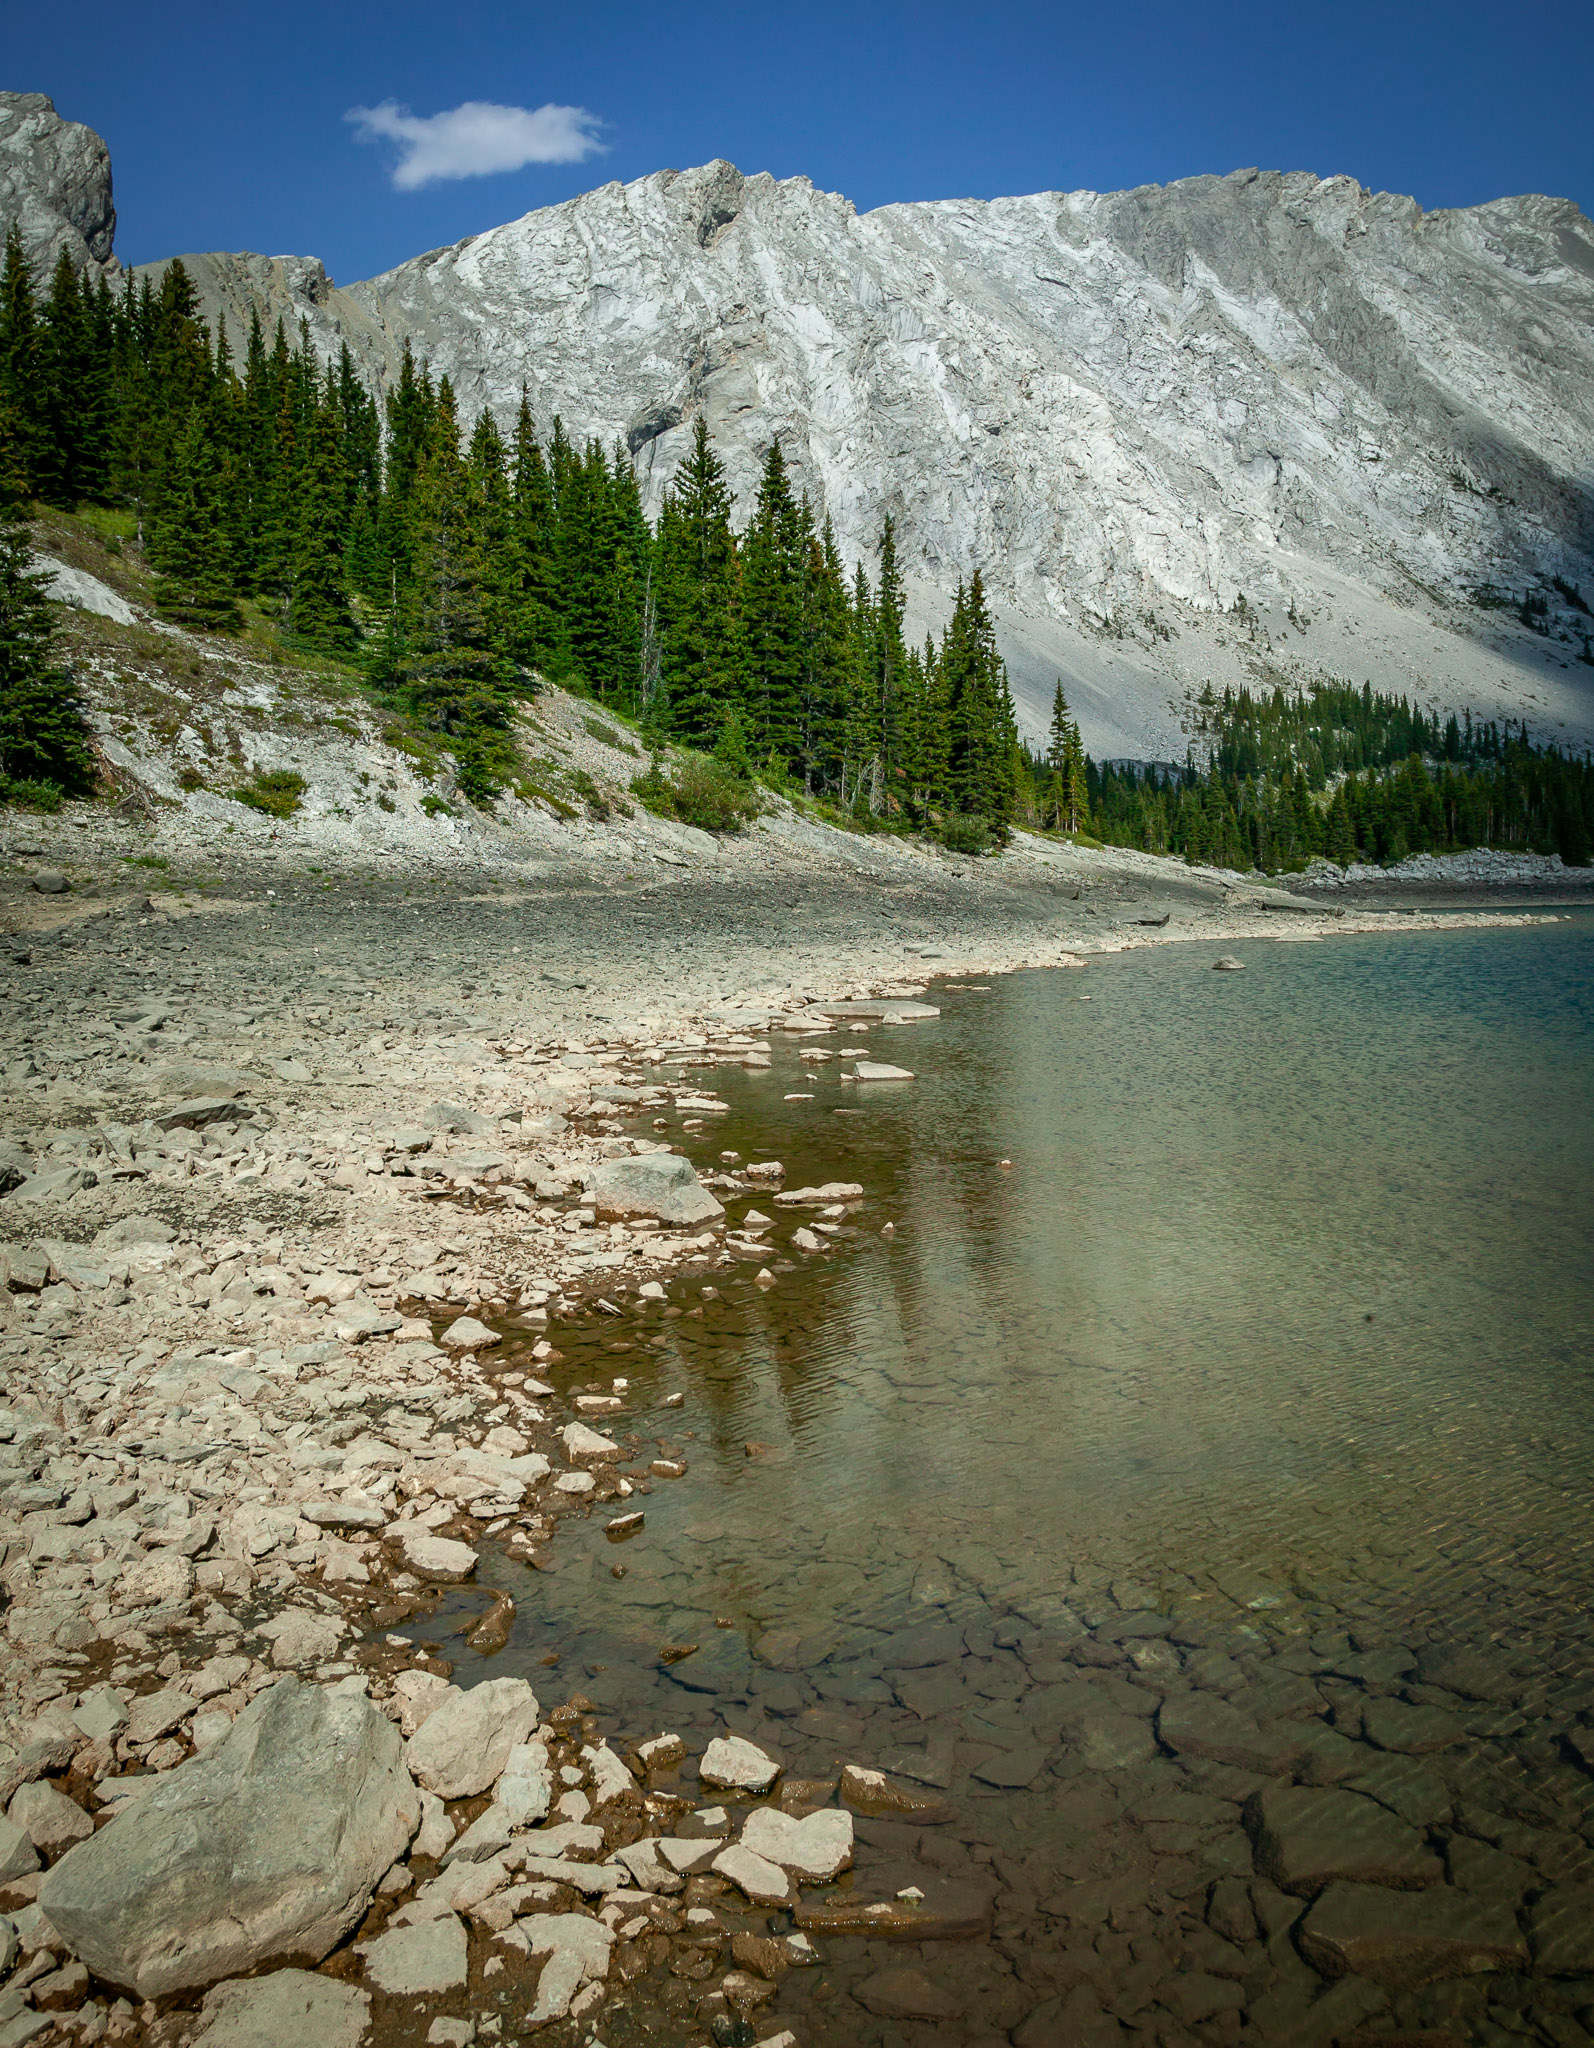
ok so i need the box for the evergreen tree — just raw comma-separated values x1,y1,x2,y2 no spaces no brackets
0,229,46,495
740,439,804,768
287,383,355,649
655,416,740,745
941,571,1018,837
0,406,96,800
147,405,241,631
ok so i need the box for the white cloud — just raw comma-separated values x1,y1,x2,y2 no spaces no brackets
345,98,605,190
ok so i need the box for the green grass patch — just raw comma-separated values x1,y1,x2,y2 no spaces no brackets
232,770,307,820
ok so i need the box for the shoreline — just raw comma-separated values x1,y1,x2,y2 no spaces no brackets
0,838,1585,2047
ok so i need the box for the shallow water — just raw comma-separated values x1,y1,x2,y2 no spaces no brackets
443,917,1594,2044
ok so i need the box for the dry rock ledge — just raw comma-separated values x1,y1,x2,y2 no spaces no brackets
0,814,1581,2046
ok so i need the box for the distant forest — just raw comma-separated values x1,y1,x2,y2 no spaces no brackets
0,232,1588,866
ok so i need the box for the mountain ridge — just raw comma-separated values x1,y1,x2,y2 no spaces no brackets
4,90,1592,756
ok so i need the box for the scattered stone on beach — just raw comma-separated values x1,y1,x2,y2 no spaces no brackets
389,1532,479,1582
699,1734,781,1792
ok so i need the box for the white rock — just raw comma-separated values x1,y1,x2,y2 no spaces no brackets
589,1152,724,1226
851,1061,914,1081
698,1734,780,1793
656,1836,721,1876
7,1780,93,1857
192,1970,370,2048
391,1533,478,1582
507,1913,612,2026
439,1316,499,1351
255,1611,344,1669
359,1911,468,1994
404,1679,540,1799
562,1422,622,1465
0,1815,41,1883
554,1471,595,1495
740,1806,854,1881
40,1678,419,1998
412,1791,455,1861
711,1843,791,1905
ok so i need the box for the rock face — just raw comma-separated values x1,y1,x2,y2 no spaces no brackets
0,93,116,277
39,1678,419,1997
134,158,1594,754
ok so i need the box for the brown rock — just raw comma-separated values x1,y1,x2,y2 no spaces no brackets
1157,1694,1309,1775
1298,1881,1528,1989
794,1876,993,1941
1530,1883,1594,1973
720,1968,778,2014
1244,1783,1443,1896
730,1931,791,1982
853,1966,965,2019
838,1763,954,1823
777,1777,837,1818
1361,1697,1464,1754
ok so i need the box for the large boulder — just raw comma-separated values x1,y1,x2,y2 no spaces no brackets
589,1153,723,1226
40,1678,419,1997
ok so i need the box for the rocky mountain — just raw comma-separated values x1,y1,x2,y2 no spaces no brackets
5,91,1592,754
0,91,116,278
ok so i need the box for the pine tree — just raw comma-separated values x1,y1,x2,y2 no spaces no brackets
0,405,95,800
147,405,241,631
941,571,1018,838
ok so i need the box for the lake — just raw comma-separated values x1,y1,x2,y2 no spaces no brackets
439,914,1594,2045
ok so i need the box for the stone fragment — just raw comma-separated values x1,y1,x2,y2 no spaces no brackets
0,1816,41,1884
6,1781,93,1858
1361,1697,1465,1754
193,1970,370,2048
119,1550,196,1611
1529,1884,1594,1972
40,1678,420,1997
359,1912,468,1994
851,1062,914,1081
838,1764,954,1822
390,1533,478,1583
636,1733,685,1771
256,1612,344,1669
741,1806,853,1880
794,1877,993,1941
405,1679,540,1799
699,1734,780,1792
506,1914,611,2027
853,1966,965,2019
299,1499,386,1532
439,1317,498,1352
589,1153,724,1226
712,1844,792,1906
1157,1693,1308,1775
1244,1783,1443,1896
562,1421,622,1465
1297,1881,1529,1989
657,1837,721,1876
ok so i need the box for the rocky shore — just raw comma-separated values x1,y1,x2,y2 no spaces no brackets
0,817,1587,2048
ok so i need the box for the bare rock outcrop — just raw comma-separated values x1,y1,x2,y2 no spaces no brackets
0,91,116,276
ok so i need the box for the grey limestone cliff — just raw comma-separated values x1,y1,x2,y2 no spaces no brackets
137,160,1594,752
0,91,116,277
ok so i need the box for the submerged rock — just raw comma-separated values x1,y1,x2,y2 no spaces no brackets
589,1151,724,1225
40,1678,419,1997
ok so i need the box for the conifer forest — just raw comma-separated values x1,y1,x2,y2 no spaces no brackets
1,232,1589,866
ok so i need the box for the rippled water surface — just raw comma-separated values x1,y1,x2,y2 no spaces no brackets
448,917,1594,2045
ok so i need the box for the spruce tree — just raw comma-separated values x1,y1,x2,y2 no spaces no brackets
147,405,241,631
740,440,804,768
0,406,96,800
0,229,46,495
287,386,355,649
656,416,740,745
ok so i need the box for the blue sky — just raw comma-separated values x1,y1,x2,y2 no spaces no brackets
11,0,1592,282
